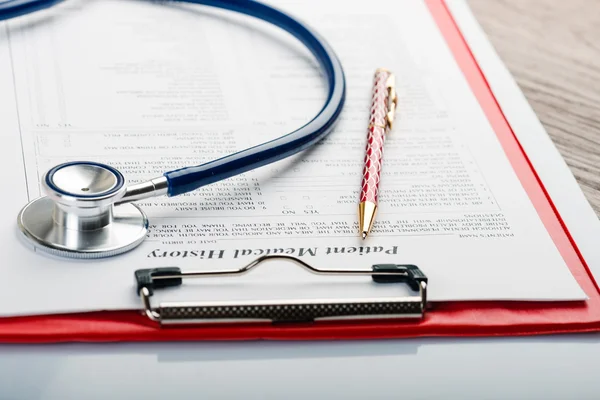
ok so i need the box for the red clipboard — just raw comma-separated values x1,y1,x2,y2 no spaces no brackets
3,0,600,343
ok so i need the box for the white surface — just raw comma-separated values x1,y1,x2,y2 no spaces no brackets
0,336,599,400
1,1,600,399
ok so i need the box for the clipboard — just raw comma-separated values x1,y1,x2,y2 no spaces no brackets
2,0,600,343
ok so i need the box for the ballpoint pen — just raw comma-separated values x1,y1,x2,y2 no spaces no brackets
358,68,398,239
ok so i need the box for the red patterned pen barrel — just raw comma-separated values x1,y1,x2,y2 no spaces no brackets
359,69,397,239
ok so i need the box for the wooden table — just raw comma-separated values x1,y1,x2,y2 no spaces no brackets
468,0,600,214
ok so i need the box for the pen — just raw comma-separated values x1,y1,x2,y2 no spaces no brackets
358,68,398,239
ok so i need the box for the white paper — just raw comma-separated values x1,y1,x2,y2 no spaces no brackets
0,0,585,317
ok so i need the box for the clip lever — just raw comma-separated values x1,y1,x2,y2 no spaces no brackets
135,255,427,325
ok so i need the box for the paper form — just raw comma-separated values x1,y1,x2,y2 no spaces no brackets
0,0,585,317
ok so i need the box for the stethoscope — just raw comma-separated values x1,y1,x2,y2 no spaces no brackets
2,0,346,259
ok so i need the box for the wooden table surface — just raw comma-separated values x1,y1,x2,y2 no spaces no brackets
468,0,600,215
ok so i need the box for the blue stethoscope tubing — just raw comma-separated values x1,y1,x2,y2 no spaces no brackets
1,0,346,197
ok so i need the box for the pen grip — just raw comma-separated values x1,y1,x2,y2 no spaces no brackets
360,70,390,204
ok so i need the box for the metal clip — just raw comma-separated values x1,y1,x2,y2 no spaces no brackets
385,73,398,129
135,255,427,325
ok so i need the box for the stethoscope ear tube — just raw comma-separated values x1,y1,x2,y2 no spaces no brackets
0,0,66,20
1,0,346,199
162,0,346,197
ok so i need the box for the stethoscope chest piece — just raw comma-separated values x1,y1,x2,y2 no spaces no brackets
6,0,347,260
17,162,148,259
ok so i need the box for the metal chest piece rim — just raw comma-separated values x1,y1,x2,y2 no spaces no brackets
17,162,149,259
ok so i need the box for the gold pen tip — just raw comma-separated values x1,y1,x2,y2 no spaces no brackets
361,232,367,240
